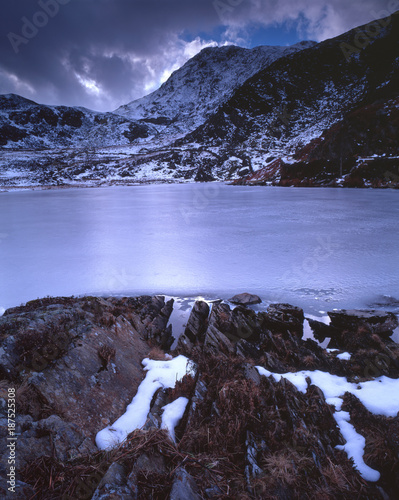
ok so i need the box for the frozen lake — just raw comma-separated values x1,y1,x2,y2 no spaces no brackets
1,184,398,317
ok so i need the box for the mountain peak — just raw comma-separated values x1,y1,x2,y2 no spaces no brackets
114,41,317,138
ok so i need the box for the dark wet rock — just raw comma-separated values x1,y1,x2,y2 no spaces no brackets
207,302,259,343
328,309,398,337
92,462,134,500
169,467,201,500
204,325,234,356
177,300,209,355
262,303,305,337
235,338,262,359
229,293,262,306
186,378,207,428
143,296,175,349
184,301,210,342
144,388,169,430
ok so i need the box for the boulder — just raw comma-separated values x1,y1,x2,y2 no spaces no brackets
169,467,201,500
92,463,134,500
0,296,172,439
328,309,399,337
229,293,262,306
261,303,304,337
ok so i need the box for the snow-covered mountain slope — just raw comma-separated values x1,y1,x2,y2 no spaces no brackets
114,41,316,136
0,14,398,188
177,13,399,186
0,94,157,149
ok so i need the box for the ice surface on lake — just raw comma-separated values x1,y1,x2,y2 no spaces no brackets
0,184,398,316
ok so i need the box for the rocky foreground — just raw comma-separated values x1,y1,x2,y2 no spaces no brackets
0,295,399,499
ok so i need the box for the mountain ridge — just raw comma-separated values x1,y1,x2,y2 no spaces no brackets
0,15,398,188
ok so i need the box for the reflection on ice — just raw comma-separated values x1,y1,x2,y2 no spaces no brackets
0,185,398,317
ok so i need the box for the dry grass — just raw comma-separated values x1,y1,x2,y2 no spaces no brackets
147,346,167,360
262,450,313,486
97,344,116,368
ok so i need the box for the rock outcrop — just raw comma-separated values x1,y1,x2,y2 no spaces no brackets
0,295,398,499
229,292,262,306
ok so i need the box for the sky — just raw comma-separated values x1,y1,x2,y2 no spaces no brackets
0,0,394,112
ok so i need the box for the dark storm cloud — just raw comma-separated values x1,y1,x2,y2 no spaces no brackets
0,0,396,111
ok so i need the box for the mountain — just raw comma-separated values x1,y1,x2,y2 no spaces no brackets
180,13,399,186
0,94,157,149
0,14,398,188
114,41,316,138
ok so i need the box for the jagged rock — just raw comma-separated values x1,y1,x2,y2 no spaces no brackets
92,463,134,500
184,301,210,342
127,452,167,498
186,378,207,427
146,388,169,428
204,325,234,356
245,430,264,490
208,302,259,342
0,414,90,470
0,296,170,439
169,467,201,500
328,309,399,337
177,300,209,355
144,296,175,349
229,293,262,306
261,303,304,336
243,363,262,386
235,339,262,359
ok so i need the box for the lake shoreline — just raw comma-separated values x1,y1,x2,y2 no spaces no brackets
2,180,399,192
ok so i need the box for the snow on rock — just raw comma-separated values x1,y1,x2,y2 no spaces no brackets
161,397,189,443
256,367,399,481
334,411,380,482
337,352,351,360
96,355,192,450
